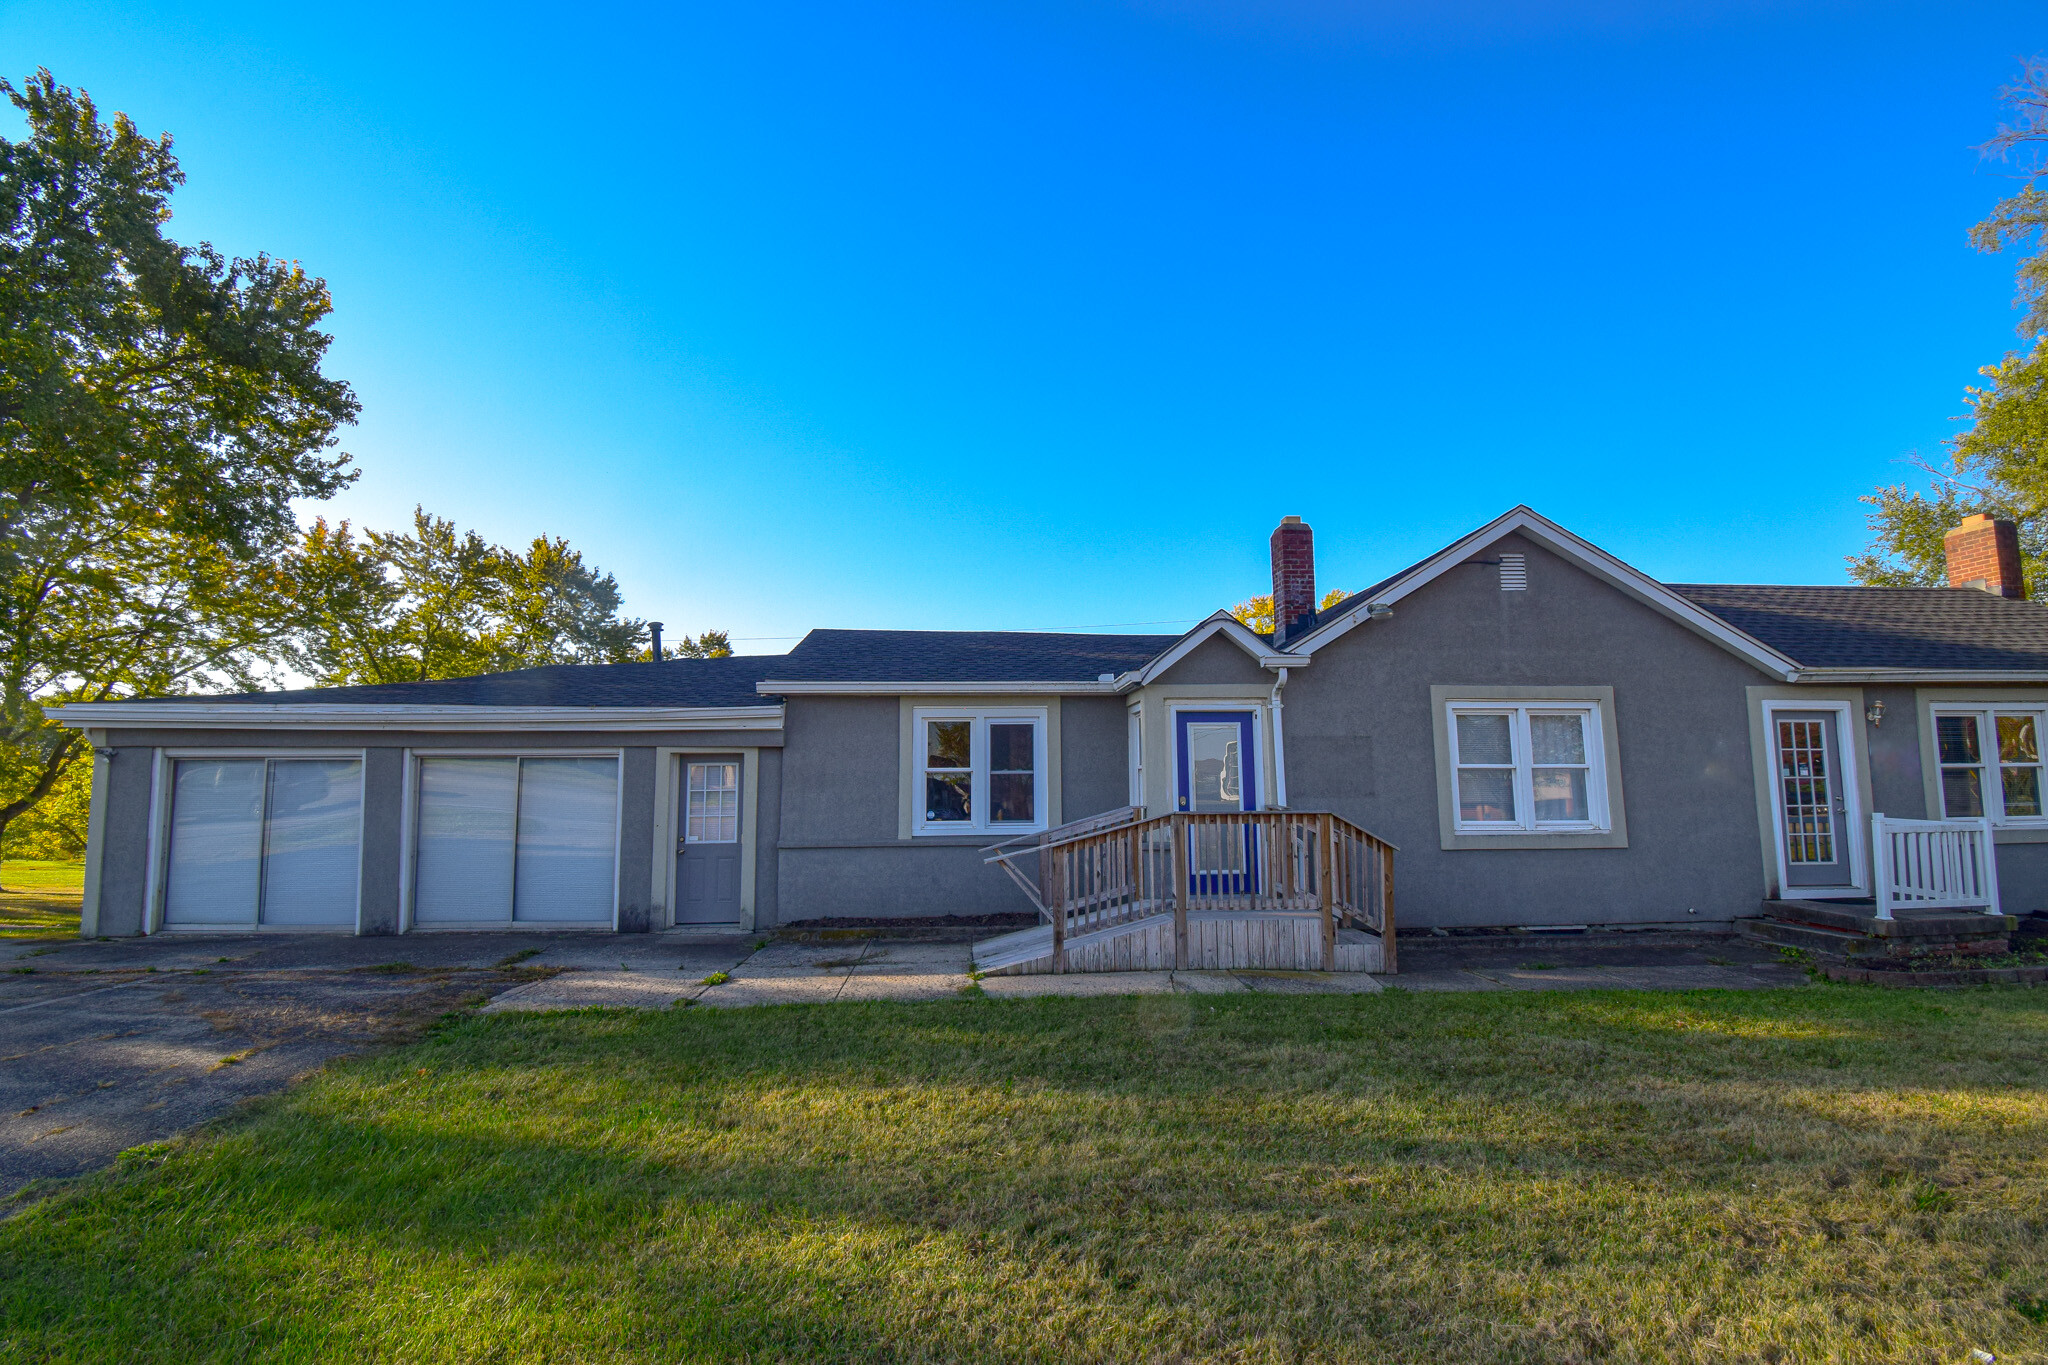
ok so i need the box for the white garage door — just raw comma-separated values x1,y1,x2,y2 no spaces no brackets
412,756,619,926
162,758,363,929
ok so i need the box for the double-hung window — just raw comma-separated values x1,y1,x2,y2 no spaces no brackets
1933,707,2047,826
1447,703,1609,833
913,709,1048,835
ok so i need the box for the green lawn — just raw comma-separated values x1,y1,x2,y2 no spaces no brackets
6,987,2048,1362
0,859,82,938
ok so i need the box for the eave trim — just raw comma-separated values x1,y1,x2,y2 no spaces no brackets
47,703,788,733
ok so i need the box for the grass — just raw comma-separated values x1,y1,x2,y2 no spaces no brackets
5,987,2048,1362
0,859,82,939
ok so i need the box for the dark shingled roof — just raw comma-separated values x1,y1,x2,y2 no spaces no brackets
765,629,1181,683
117,655,786,708
1670,585,2048,671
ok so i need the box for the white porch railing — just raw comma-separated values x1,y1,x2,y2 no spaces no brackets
1870,812,2002,919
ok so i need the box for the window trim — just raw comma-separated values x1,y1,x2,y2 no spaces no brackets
1446,703,1609,834
909,706,1051,837
1929,705,2048,828
1429,686,1628,851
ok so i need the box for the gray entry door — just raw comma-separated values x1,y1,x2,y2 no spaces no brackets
676,757,743,925
1775,711,1852,890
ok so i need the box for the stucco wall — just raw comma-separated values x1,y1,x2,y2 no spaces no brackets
87,746,157,938
772,693,1129,921
1282,531,1777,928
1153,634,1271,686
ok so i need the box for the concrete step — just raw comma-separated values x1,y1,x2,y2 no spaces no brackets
1762,899,2014,939
1740,913,2014,962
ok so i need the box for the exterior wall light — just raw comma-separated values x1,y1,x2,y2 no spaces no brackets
1865,699,1884,727
1366,603,1394,620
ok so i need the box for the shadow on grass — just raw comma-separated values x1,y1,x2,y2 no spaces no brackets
5,988,2048,1362
0,860,83,940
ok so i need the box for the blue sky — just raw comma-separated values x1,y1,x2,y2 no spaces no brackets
4,1,2044,650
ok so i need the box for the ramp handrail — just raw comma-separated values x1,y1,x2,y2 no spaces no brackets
992,808,1396,973
1870,811,2001,919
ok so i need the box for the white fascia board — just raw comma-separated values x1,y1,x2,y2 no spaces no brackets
1133,612,1300,686
1282,506,1803,682
1792,668,2048,684
48,703,787,733
757,680,1119,695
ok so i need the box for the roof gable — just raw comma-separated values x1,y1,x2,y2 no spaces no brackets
1283,507,1802,680
1131,612,1294,686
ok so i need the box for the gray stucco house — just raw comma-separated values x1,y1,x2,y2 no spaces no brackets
56,506,2048,969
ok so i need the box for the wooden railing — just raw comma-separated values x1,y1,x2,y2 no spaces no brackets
988,809,1396,972
1871,812,2001,919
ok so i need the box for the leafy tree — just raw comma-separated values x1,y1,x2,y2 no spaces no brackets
1853,60,2048,593
283,509,648,684
655,629,731,660
1229,588,1351,635
0,70,356,861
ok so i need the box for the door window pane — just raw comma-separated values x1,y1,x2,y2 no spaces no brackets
686,762,740,843
1457,768,1516,823
1455,713,1513,765
164,761,265,926
260,760,362,927
513,758,619,923
1186,723,1244,812
413,758,517,923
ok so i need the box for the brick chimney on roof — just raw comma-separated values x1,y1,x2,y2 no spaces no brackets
1943,513,2025,599
1270,516,1316,643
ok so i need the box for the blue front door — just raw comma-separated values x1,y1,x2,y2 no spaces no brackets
1175,711,1258,896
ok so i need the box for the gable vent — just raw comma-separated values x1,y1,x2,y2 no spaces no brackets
1499,553,1527,591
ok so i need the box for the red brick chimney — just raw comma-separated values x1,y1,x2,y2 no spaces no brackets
1270,516,1316,642
1943,513,2025,599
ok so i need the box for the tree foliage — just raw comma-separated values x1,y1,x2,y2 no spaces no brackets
1228,588,1351,635
0,69,357,857
657,629,732,660
1853,59,2048,594
282,510,648,685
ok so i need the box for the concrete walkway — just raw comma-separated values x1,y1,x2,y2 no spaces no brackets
478,929,1807,1010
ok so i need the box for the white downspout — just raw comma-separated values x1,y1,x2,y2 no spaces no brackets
1269,667,1289,809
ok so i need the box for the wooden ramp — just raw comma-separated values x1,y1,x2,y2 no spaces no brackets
975,911,1385,976
978,807,1397,976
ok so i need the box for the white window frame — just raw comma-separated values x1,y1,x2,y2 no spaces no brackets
399,748,626,932
1445,702,1610,834
911,707,1049,836
1930,705,2048,828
